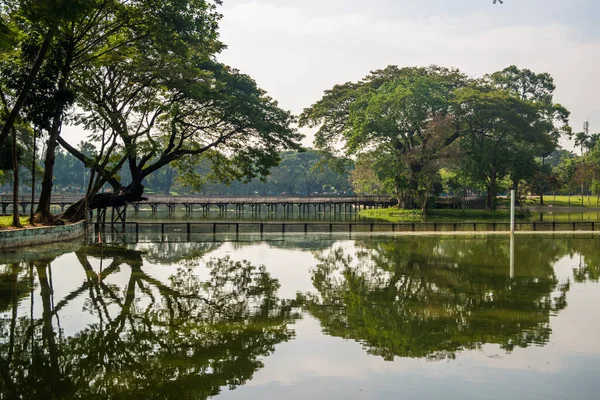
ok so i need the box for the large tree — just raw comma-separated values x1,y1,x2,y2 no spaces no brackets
0,0,76,149
490,66,570,195
1,0,302,223
1,0,229,223
453,66,569,210
60,57,301,221
300,65,466,211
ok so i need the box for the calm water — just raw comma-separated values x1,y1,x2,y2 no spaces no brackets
126,209,600,223
1,234,599,399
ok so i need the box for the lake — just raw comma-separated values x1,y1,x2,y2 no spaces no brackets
1,233,599,399
126,209,600,223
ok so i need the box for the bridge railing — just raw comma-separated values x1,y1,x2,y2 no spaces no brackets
1,194,484,205
0,194,394,204
92,221,600,244
0,194,84,203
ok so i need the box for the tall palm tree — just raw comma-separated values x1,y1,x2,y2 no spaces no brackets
574,131,590,155
587,133,600,152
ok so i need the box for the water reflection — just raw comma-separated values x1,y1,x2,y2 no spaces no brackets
129,210,600,223
0,246,299,399
305,237,570,361
1,235,599,399
570,239,600,282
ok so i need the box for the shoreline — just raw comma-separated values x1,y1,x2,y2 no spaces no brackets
0,220,87,251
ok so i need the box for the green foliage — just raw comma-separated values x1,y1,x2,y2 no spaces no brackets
454,66,569,209
0,215,29,228
73,51,302,197
359,207,526,222
301,66,466,211
301,64,570,212
1,0,303,211
0,124,31,171
0,17,15,51
545,149,574,168
173,148,351,196
359,207,423,221
349,152,386,195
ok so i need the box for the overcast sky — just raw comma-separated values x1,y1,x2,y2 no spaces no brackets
59,1,600,152
212,0,600,152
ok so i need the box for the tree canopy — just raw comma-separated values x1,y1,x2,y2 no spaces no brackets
0,0,303,224
301,65,570,211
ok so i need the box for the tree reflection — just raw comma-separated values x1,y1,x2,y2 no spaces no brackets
134,242,223,265
306,237,570,361
570,237,600,282
0,246,299,399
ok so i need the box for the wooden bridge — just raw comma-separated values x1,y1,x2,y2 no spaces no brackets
0,194,483,215
0,194,397,215
0,194,82,214
132,195,398,215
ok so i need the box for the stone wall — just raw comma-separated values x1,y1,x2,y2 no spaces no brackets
0,221,87,251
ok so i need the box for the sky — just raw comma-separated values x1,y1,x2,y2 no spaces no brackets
58,1,600,153
209,0,600,152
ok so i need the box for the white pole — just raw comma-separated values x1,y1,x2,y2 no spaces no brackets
510,189,516,233
510,232,515,279
510,190,516,279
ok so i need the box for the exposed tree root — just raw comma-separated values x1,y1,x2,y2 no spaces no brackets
60,187,147,223
31,212,65,226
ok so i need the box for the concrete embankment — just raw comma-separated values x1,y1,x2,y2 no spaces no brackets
0,221,87,251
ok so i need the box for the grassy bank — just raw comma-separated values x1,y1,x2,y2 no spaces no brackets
360,207,528,222
0,216,32,229
525,195,600,208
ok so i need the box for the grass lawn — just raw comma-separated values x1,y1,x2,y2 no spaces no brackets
0,216,32,229
525,195,600,208
360,208,423,220
360,207,528,222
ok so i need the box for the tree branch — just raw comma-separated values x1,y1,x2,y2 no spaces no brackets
57,136,122,189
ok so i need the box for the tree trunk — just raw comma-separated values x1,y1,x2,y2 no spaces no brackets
29,129,37,222
486,190,494,211
540,193,544,206
420,193,428,214
34,38,74,224
61,182,147,222
0,29,54,149
163,167,174,195
34,116,62,224
11,127,21,228
485,182,497,211
402,195,412,209
406,163,422,210
394,184,402,207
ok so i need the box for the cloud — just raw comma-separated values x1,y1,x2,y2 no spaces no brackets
218,1,600,149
